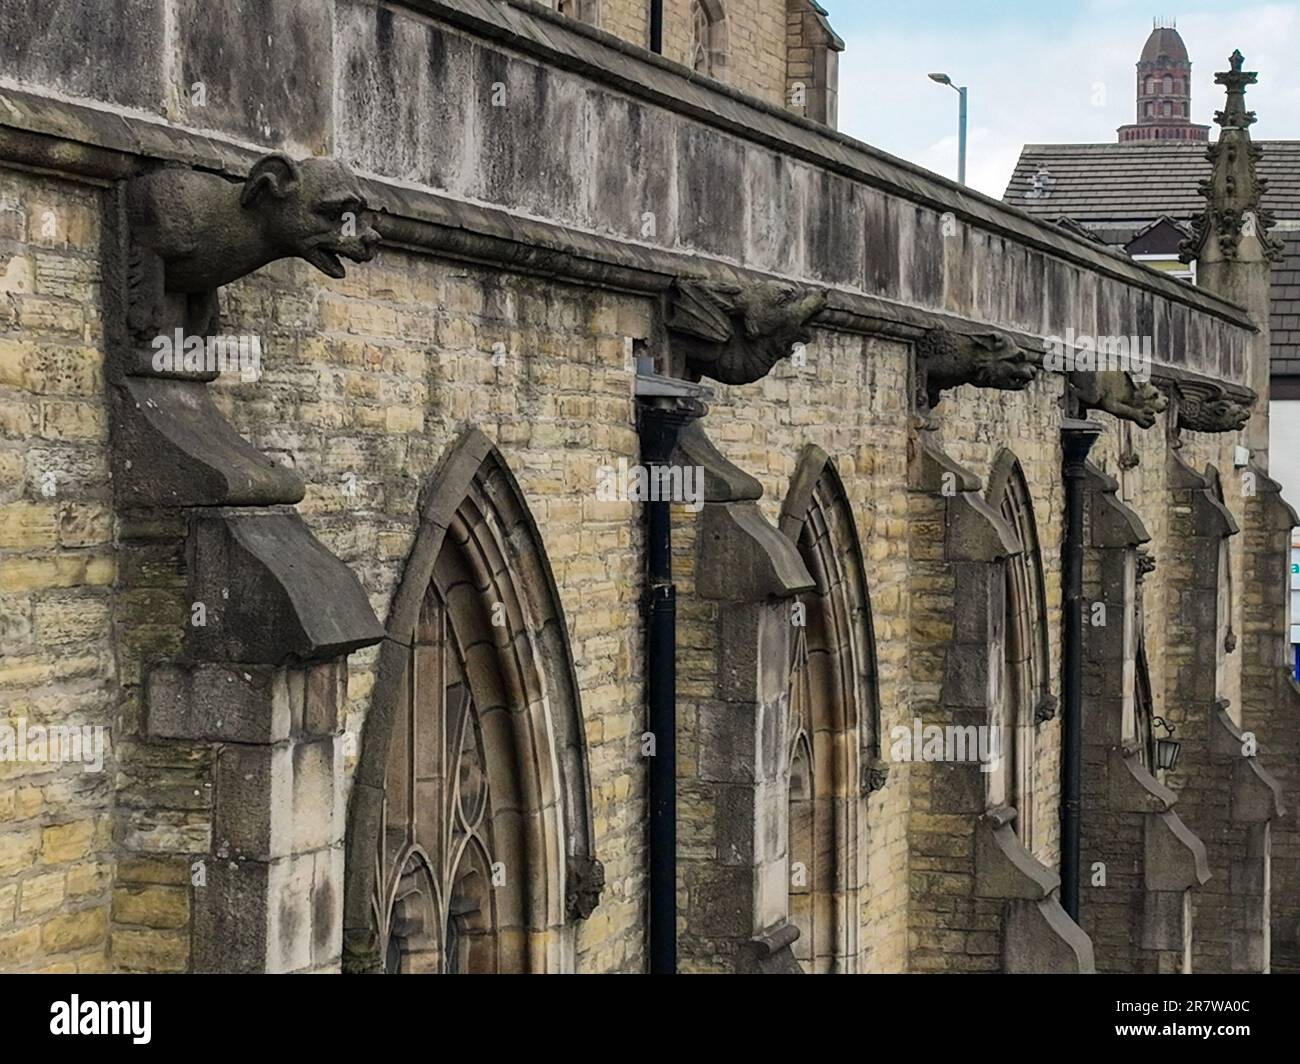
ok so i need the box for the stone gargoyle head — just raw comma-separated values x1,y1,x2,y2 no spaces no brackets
668,279,828,386
237,154,381,282
917,328,1037,409
1070,371,1169,429
1182,395,1252,434
126,153,382,340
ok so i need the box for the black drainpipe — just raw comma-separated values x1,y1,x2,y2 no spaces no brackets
649,0,664,54
1060,418,1101,922
638,398,697,974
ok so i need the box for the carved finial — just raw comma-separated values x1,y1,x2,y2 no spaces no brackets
1182,51,1284,264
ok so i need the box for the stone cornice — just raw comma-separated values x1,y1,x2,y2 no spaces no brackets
0,19,1259,336
0,86,1258,402
400,1,1253,320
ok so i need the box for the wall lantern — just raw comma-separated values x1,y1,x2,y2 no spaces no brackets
1151,716,1181,772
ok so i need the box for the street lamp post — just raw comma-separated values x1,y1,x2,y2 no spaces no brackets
929,72,968,186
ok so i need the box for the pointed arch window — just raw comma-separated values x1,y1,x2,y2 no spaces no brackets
379,566,510,974
988,453,1051,853
690,0,728,78
344,431,598,974
779,446,885,973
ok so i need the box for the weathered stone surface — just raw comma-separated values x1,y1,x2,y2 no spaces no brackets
974,816,1058,901
666,279,827,385
673,421,763,504
1004,897,1096,974
172,0,333,154
145,664,292,744
112,377,306,508
186,509,385,666
696,502,814,602
0,0,164,112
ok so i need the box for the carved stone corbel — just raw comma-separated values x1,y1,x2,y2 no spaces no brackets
565,855,606,922
107,153,387,973
915,327,1037,411
862,759,890,794
666,278,827,385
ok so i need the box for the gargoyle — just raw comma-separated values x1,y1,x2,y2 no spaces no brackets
126,153,381,344
916,328,1037,409
1177,385,1252,434
1069,371,1168,429
667,279,827,385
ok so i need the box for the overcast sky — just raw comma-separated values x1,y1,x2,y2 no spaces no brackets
821,0,1300,199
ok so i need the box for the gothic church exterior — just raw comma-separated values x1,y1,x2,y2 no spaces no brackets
0,0,1295,975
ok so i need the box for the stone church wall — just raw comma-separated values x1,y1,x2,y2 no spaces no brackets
0,0,1282,973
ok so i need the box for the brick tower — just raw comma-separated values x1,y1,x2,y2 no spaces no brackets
1117,19,1211,142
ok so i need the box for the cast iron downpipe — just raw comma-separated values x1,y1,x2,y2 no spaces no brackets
638,398,697,974
1060,418,1101,922
650,0,664,54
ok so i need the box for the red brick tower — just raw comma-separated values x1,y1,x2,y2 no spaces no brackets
1117,19,1212,142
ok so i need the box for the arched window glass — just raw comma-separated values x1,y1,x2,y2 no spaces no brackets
989,454,1050,853
1163,75,1173,94
383,582,502,973
344,432,598,975
690,0,727,77
787,630,817,968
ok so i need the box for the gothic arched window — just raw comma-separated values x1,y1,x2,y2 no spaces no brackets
988,452,1051,853
690,0,728,78
779,446,885,973
1163,75,1174,94
343,430,599,974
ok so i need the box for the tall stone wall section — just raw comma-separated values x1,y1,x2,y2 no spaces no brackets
0,170,115,973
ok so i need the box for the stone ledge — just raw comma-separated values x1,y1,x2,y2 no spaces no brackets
185,508,386,667
112,377,305,509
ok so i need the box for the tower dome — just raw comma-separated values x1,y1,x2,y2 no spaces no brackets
1140,26,1189,63
1117,19,1211,143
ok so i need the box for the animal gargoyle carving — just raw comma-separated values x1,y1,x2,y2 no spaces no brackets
1069,371,1169,429
1177,384,1252,434
916,328,1037,409
126,153,381,345
667,279,828,385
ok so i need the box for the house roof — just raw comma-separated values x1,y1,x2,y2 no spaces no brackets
1004,141,1300,223
1273,231,1300,377
1003,141,1300,377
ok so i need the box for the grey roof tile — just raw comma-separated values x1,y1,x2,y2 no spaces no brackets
1004,141,1300,370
